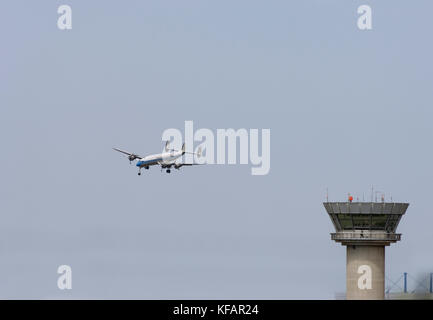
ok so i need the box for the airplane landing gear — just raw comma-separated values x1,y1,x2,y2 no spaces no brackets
138,172,141,175
166,169,171,173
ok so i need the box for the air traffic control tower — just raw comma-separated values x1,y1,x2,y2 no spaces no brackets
323,200,409,299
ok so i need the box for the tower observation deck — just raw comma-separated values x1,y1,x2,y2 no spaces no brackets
323,201,409,299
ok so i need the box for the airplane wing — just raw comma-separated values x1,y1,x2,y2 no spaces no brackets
113,148,143,161
174,163,203,169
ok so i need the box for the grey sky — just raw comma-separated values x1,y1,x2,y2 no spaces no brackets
0,1,432,298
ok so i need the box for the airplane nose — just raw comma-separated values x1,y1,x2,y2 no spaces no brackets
136,161,142,167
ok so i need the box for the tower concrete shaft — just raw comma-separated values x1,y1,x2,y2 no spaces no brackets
323,202,409,300
346,245,384,299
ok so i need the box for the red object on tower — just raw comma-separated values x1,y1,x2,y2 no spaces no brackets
348,195,353,202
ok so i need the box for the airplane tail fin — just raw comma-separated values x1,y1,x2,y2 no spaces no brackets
164,141,170,152
180,144,201,158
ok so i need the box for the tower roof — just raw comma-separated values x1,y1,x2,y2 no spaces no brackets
323,202,409,233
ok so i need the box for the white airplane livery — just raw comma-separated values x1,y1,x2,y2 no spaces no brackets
113,141,202,175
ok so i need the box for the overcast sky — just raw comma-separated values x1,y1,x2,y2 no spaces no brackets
1,1,432,299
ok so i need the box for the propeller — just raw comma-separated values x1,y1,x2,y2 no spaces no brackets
128,154,139,163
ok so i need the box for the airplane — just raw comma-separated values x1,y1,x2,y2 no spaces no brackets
113,141,202,175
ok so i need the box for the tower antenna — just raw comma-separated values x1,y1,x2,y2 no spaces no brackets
375,191,382,202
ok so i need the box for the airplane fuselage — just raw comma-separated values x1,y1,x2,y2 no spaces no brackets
136,151,183,168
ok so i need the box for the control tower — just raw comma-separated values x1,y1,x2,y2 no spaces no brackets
323,200,409,299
